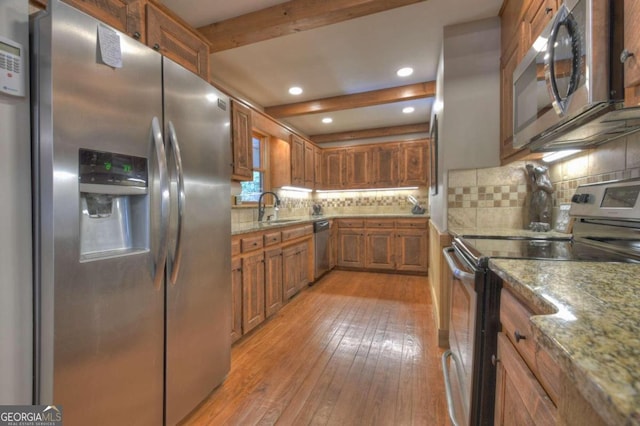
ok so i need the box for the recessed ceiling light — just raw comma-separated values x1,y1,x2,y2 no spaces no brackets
289,86,303,95
397,67,414,77
322,117,333,124
403,107,415,114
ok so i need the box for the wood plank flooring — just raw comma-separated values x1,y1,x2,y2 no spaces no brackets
181,271,450,426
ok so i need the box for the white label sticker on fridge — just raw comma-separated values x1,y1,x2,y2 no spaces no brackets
97,24,122,68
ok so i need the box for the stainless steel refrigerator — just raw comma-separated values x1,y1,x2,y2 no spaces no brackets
32,1,231,424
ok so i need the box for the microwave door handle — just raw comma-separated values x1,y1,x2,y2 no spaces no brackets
545,5,583,116
443,247,476,284
167,121,185,285
151,116,170,290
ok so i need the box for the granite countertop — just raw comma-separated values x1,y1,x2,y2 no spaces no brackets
231,213,429,235
449,226,571,240
489,259,640,426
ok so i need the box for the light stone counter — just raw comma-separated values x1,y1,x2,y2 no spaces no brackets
489,259,640,426
231,213,429,236
449,226,571,239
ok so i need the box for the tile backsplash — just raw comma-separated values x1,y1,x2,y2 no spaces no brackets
231,187,429,224
447,130,640,230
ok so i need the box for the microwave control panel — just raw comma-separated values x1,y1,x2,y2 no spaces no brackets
0,35,25,97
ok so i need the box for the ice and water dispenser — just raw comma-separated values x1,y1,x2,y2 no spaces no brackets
79,148,149,260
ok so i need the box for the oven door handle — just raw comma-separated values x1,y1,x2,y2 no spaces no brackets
442,350,463,426
443,247,476,284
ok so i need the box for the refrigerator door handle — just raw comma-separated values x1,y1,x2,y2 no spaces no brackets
151,116,170,289
168,121,185,285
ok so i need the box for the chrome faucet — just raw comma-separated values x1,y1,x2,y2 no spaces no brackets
257,191,281,222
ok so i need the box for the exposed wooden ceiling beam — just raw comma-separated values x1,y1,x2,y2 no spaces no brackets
264,81,435,119
310,122,430,143
198,0,427,53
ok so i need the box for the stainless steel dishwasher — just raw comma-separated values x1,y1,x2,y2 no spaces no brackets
313,220,330,281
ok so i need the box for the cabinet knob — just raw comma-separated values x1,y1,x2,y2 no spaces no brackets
491,354,500,366
133,31,141,40
621,49,635,64
514,330,527,343
153,43,160,51
545,7,553,14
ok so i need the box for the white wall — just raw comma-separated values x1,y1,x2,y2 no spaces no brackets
0,0,32,404
430,17,501,231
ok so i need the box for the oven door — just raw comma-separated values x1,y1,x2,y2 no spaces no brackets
442,247,481,426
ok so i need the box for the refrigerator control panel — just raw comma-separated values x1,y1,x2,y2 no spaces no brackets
79,149,148,188
0,35,25,97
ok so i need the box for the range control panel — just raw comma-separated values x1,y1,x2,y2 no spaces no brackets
79,149,148,188
570,178,640,219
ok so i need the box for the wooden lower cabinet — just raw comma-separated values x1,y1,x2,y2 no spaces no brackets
283,242,308,299
337,228,365,268
395,229,428,272
494,332,557,426
231,257,243,343
364,229,395,270
241,251,265,335
264,247,283,318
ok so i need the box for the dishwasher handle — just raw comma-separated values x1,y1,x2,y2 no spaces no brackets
443,247,476,285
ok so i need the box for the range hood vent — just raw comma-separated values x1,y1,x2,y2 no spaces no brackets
527,104,640,152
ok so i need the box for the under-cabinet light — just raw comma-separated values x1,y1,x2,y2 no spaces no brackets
541,149,581,163
288,86,303,95
397,67,414,77
402,107,415,114
315,187,419,193
281,186,313,193
322,117,333,124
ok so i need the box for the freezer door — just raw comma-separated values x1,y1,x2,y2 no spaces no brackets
163,57,232,425
33,1,164,424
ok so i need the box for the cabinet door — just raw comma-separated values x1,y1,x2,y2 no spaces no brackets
282,245,299,299
365,229,395,270
231,257,243,343
624,0,640,106
264,248,283,318
395,229,428,272
296,243,309,291
337,229,365,268
231,100,254,181
500,42,520,161
314,146,323,189
494,333,557,426
146,2,210,80
63,0,145,41
304,141,315,188
242,252,265,334
372,144,398,187
399,141,428,186
345,147,372,188
291,135,305,187
522,0,557,50
323,149,345,190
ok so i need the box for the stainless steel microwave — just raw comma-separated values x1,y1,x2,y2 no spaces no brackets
512,0,640,151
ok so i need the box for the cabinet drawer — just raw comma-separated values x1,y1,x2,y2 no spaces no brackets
231,238,241,257
241,235,264,252
365,219,395,228
338,219,364,228
500,289,560,404
264,231,282,246
282,224,313,241
395,219,427,229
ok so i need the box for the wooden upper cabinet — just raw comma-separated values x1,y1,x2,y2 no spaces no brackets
304,141,315,188
345,147,372,187
290,135,305,187
500,41,520,161
522,0,557,50
231,100,254,181
624,0,640,106
314,147,323,188
145,2,210,80
323,149,345,190
62,0,146,42
398,141,428,186
372,144,398,187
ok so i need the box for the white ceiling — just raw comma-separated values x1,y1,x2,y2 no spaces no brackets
161,0,503,142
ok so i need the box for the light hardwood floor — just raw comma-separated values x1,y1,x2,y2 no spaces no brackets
182,270,449,426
